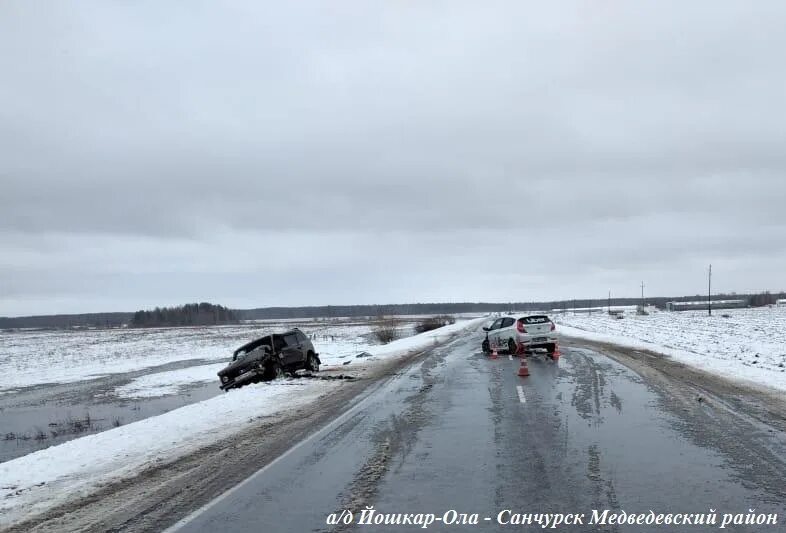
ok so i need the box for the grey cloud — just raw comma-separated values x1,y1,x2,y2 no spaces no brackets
2,1,786,314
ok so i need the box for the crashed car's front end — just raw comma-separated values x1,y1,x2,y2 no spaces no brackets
218,357,261,390
217,339,274,390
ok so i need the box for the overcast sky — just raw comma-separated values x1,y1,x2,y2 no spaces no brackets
2,1,785,316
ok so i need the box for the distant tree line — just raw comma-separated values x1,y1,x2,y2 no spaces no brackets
747,291,781,308
3,292,786,330
214,293,786,319
0,312,132,330
130,303,239,328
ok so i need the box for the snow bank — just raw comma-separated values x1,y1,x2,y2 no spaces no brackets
554,308,786,392
363,317,485,361
0,317,484,526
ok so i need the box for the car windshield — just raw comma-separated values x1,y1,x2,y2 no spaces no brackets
233,337,272,360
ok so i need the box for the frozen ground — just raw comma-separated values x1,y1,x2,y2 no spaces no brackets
553,306,786,392
0,318,485,527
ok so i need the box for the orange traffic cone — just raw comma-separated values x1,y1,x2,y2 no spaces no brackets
491,347,498,359
517,357,530,377
552,344,561,361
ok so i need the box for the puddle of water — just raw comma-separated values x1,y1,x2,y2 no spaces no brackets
0,382,220,463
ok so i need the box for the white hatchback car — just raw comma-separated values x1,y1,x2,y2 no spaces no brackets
482,314,558,356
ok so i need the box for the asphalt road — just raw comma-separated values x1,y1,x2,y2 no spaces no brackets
167,331,786,533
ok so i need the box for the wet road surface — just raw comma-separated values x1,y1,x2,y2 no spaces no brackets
168,331,786,533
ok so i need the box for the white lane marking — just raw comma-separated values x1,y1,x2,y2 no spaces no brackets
516,385,526,404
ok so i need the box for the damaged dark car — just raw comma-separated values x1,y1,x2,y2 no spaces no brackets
217,328,320,391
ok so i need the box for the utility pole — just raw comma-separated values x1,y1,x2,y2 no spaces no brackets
708,264,712,316
640,281,645,306
608,290,611,313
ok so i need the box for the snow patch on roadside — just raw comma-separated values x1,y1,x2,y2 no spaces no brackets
554,308,786,392
114,363,227,398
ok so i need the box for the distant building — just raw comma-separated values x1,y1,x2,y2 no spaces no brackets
777,299,786,307
666,300,746,312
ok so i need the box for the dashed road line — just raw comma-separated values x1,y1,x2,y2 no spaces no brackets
516,385,526,404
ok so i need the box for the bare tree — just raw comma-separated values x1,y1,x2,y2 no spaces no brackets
372,315,400,344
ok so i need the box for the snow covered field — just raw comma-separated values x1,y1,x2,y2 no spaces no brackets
553,307,786,392
0,317,485,526
0,318,398,393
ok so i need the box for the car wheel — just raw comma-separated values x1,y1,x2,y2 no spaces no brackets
508,339,518,355
263,361,285,381
481,339,490,353
307,353,320,372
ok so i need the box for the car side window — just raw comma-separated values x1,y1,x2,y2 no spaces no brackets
501,317,515,328
490,318,503,330
283,333,299,347
296,331,309,343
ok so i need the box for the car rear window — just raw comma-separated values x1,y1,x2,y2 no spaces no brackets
519,315,550,324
